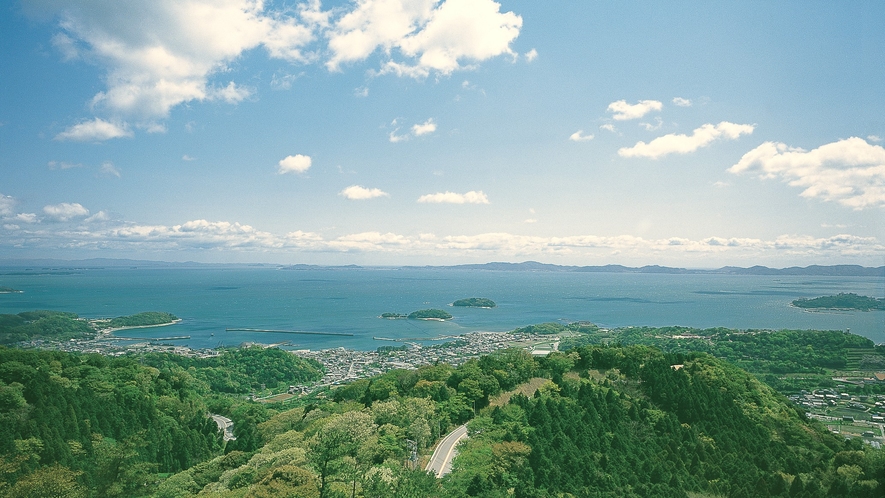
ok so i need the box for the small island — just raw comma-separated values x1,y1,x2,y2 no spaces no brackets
452,297,496,308
380,313,408,319
0,286,23,294
407,309,453,320
792,293,885,311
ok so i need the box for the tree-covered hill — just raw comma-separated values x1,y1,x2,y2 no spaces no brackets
0,347,223,497
140,346,323,394
793,293,885,311
0,310,94,344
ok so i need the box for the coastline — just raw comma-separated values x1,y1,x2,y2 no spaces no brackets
98,319,183,335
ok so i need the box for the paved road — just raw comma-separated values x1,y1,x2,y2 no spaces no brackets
425,424,468,478
209,414,236,441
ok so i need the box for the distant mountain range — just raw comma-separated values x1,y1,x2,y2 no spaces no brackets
409,261,885,277
1,258,882,277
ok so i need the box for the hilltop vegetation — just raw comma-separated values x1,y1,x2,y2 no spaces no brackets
2,323,884,497
0,310,94,344
793,293,885,311
407,309,453,320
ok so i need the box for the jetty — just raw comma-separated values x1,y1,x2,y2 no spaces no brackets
226,328,353,337
112,335,191,341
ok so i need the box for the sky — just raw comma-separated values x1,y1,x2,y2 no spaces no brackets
1,0,884,267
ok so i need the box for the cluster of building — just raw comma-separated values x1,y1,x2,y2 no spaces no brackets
291,331,558,388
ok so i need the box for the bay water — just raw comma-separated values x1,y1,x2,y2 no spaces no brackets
0,267,882,350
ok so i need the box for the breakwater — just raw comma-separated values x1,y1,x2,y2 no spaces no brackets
226,328,354,337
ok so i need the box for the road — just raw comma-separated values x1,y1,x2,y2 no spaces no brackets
425,424,468,478
209,414,236,441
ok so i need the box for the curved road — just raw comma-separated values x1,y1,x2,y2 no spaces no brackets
209,414,236,441
425,424,468,478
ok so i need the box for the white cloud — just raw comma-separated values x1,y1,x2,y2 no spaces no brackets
524,48,537,62
0,195,14,217
339,185,389,200
85,211,110,223
2,212,882,262
619,121,755,159
182,155,196,161
728,137,885,209
34,0,314,125
640,117,663,131
354,86,369,97
607,99,662,121
568,130,594,142
278,154,312,174
599,124,616,133
672,97,692,107
43,202,90,221
712,181,729,188
54,118,132,142
868,135,882,143
209,81,252,103
100,161,122,178
14,213,39,223
417,190,490,204
329,0,522,77
524,218,537,224
411,118,437,136
389,130,409,143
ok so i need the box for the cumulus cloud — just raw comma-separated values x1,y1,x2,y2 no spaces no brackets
389,117,437,142
34,0,314,126
329,0,522,77
339,185,389,200
672,97,692,107
34,1,522,139
599,124,616,133
411,118,437,136
14,213,39,223
607,100,662,121
417,190,490,204
278,154,312,174
326,0,522,78
54,118,132,142
728,137,885,209
619,121,755,159
43,202,90,221
524,48,537,62
569,130,594,142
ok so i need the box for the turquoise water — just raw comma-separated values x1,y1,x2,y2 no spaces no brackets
0,267,882,350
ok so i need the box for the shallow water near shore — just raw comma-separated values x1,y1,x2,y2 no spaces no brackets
0,267,882,350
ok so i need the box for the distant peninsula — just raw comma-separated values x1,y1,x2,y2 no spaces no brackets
452,297,496,308
407,309,452,320
380,313,408,319
792,293,885,311
0,286,23,293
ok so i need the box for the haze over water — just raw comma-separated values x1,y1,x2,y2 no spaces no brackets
1,267,882,350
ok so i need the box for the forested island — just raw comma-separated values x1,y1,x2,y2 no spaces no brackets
452,297,496,308
407,309,453,320
793,293,885,311
380,313,408,319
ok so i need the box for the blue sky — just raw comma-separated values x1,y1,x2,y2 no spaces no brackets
1,0,883,266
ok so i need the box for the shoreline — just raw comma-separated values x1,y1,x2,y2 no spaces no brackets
98,319,183,335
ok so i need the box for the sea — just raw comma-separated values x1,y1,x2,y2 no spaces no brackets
1,267,883,350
